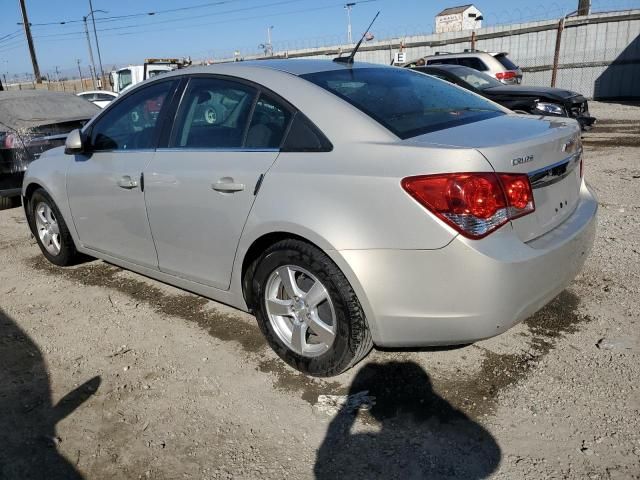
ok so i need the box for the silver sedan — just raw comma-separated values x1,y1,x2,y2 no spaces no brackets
22,60,597,376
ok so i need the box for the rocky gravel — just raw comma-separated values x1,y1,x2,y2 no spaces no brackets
0,101,639,479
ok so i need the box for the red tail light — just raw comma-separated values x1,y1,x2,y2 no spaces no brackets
495,71,517,81
2,133,16,149
401,172,535,239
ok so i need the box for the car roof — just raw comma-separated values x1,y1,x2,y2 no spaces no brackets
424,51,499,59
165,59,389,78
417,64,465,72
77,90,118,96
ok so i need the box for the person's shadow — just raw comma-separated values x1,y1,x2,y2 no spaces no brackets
0,308,100,479
315,361,501,479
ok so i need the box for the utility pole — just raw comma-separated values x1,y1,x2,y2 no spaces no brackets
577,0,591,16
18,0,42,83
88,0,105,88
551,17,565,87
267,26,274,56
345,3,355,43
83,16,98,89
76,59,83,89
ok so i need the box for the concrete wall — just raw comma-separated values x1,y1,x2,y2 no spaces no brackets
225,10,640,99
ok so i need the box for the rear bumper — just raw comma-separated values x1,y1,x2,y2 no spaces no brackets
0,173,25,198
333,181,597,347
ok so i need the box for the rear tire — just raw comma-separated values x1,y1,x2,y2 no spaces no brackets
29,188,83,266
248,239,373,377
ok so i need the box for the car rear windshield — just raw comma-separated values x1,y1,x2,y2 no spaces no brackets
494,53,518,70
301,67,503,139
449,66,504,90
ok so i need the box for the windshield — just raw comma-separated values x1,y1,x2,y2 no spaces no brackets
449,66,504,90
302,67,503,139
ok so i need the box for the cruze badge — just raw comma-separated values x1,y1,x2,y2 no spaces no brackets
512,155,535,166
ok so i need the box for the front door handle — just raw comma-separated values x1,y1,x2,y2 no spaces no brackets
117,175,138,189
212,178,245,193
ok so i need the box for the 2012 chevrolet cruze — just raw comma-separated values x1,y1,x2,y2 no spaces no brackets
23,60,597,376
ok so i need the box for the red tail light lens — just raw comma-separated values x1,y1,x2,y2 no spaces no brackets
2,133,16,149
495,71,517,80
401,172,535,239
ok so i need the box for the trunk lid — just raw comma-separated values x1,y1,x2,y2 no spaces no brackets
405,114,583,242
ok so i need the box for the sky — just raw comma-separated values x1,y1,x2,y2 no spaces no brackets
1,0,639,80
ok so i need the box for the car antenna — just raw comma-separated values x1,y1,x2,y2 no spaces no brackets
334,11,380,64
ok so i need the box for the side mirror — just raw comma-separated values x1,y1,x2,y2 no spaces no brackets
64,129,84,155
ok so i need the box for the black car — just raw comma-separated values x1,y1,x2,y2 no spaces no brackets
0,90,99,209
410,64,596,130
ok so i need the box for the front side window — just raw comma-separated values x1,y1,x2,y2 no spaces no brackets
171,78,257,149
302,67,503,139
118,69,132,91
89,80,175,151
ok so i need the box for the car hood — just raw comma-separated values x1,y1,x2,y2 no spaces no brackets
0,90,99,131
482,85,581,101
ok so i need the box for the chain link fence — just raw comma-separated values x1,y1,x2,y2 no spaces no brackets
218,9,639,99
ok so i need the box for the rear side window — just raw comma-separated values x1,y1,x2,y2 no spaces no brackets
245,94,292,149
494,54,519,70
457,57,489,71
427,58,458,66
302,67,503,139
171,77,257,149
281,113,332,152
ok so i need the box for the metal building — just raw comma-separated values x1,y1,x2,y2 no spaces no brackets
435,4,483,33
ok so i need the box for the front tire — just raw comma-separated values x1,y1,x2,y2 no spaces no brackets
249,239,373,377
29,188,82,266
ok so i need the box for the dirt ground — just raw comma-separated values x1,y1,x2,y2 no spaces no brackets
1,101,639,479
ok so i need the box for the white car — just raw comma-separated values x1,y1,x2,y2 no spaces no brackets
76,90,118,109
24,60,597,376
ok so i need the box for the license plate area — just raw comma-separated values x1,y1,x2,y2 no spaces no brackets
511,169,581,242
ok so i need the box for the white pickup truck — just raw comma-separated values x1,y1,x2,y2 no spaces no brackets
109,58,191,93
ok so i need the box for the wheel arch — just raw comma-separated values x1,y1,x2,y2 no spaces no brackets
23,181,49,236
240,231,321,310
237,228,380,341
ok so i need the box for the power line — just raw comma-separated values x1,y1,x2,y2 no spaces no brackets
23,0,244,27
29,0,339,42
0,30,23,43
29,0,310,39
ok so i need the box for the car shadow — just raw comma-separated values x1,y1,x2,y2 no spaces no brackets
314,361,501,479
0,308,100,479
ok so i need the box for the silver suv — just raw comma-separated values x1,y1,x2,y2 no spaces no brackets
417,50,523,85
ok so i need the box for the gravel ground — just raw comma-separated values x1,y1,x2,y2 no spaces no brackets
1,101,639,479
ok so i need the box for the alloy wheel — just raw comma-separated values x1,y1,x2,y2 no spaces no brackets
35,202,61,256
264,265,337,357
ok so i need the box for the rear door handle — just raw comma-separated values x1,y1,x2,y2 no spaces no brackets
212,179,245,193
117,175,138,189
